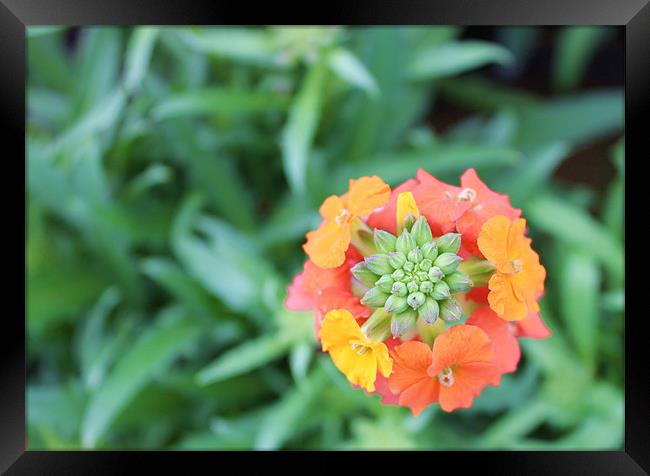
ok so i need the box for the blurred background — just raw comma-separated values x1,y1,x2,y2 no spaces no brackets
26,26,624,450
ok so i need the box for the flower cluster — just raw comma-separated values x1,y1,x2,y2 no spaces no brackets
286,169,550,414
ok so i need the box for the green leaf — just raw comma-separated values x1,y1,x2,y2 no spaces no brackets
409,41,514,81
527,195,623,283
81,308,200,448
552,27,614,91
559,249,601,370
196,334,291,385
151,89,289,120
282,60,327,195
328,48,379,96
123,27,159,93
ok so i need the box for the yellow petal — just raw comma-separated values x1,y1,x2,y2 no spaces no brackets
347,176,391,217
329,344,379,391
319,309,365,351
396,191,420,233
372,342,393,378
303,222,351,269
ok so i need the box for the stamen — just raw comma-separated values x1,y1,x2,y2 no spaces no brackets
457,188,477,202
512,259,523,273
335,209,351,226
351,342,368,355
438,367,455,387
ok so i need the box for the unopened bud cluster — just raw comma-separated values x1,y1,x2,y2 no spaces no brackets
352,216,472,338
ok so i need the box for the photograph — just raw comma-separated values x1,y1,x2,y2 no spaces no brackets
25,25,624,452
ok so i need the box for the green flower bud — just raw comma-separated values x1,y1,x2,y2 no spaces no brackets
351,276,371,298
396,230,417,255
403,261,415,273
428,266,444,282
392,269,405,281
418,258,432,271
391,309,417,337
458,258,496,287
388,251,407,269
351,262,379,288
411,216,433,246
407,281,419,294
439,298,462,322
407,291,426,309
407,248,423,263
365,254,393,275
434,253,462,275
445,271,472,293
375,275,394,293
436,233,461,254
374,229,397,254
361,287,389,308
431,280,451,300
402,214,417,233
418,297,440,324
419,280,433,294
416,271,429,282
421,242,439,261
361,308,391,342
385,294,408,314
391,281,407,297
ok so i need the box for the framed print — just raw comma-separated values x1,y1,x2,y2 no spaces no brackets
1,0,646,473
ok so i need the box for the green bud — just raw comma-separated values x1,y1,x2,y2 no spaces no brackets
458,258,496,287
420,242,439,261
439,298,462,322
361,287,389,308
419,281,433,294
365,254,393,275
391,309,417,337
351,262,379,288
428,266,444,282
402,214,417,233
351,276,370,298
407,291,426,309
445,271,472,293
403,261,415,273
418,297,440,324
431,280,451,300
375,275,394,293
385,294,408,314
361,308,391,342
396,230,417,255
392,269,405,280
434,253,462,275
407,248,423,263
391,281,407,297
436,233,461,254
388,251,407,269
374,229,397,254
407,281,419,294
411,216,433,246
418,258,432,271
416,271,429,282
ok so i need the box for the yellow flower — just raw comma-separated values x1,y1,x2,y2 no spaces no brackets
396,191,420,233
319,309,393,391
303,176,391,268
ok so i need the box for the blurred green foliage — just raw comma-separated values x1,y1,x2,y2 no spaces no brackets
26,26,624,450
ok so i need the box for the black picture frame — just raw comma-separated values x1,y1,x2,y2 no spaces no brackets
2,0,645,473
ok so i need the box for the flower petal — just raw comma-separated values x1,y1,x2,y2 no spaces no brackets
348,176,391,217
319,309,365,351
303,221,351,269
428,324,493,375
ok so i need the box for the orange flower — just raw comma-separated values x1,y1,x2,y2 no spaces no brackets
304,176,391,268
477,215,546,321
388,325,499,414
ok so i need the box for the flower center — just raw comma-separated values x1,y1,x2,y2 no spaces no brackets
438,367,455,387
511,259,523,273
335,208,351,226
351,342,369,355
458,188,477,202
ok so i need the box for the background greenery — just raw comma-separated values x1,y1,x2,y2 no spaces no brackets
26,26,624,450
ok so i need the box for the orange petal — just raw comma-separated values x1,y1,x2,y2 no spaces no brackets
388,341,433,394
347,176,391,217
413,169,470,236
438,362,497,412
398,375,440,416
428,324,493,375
367,179,418,234
303,222,351,269
487,273,528,321
466,307,520,383
477,215,513,272
514,312,551,339
319,195,346,221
